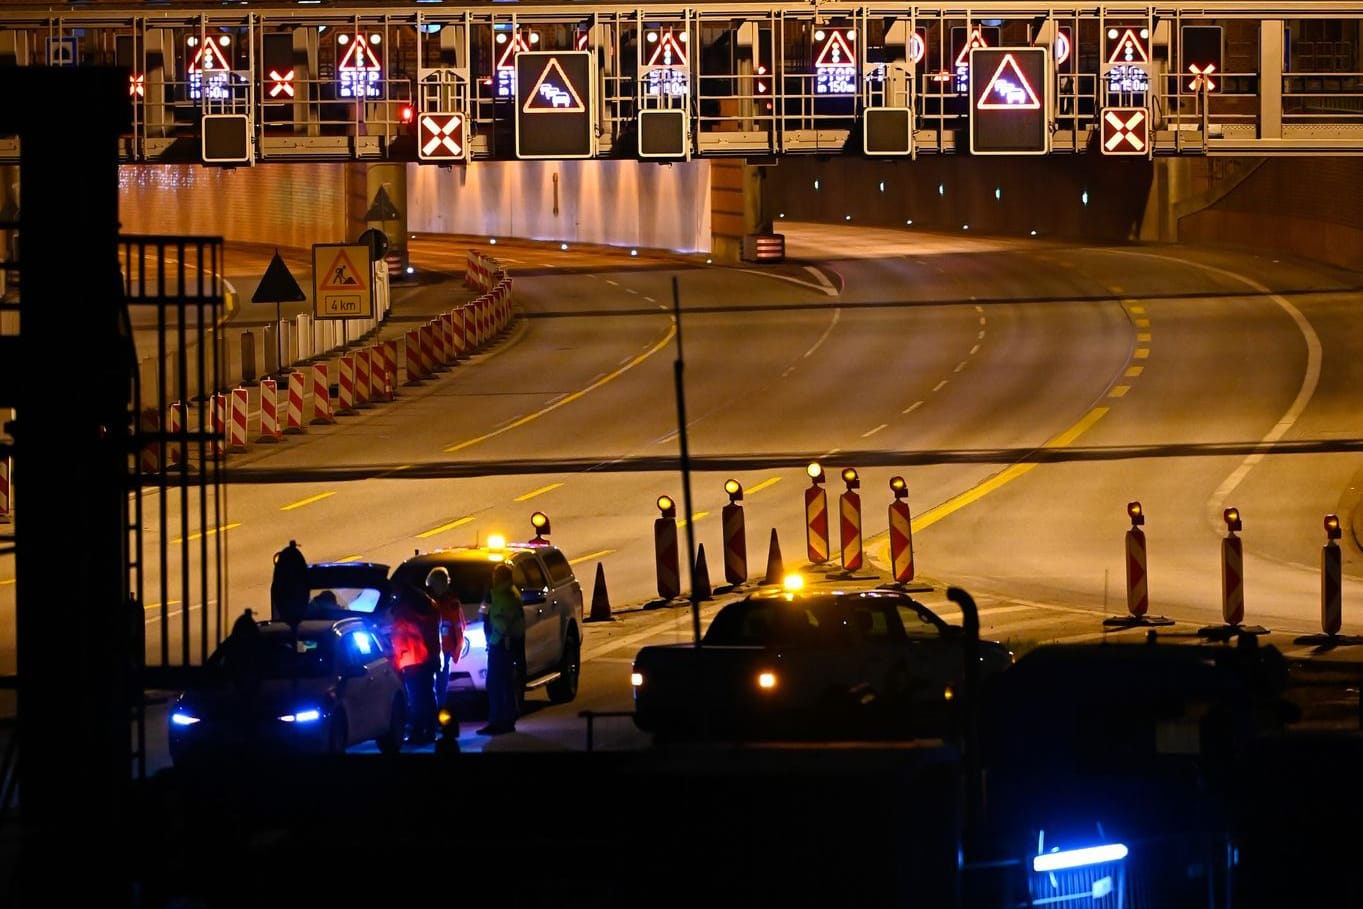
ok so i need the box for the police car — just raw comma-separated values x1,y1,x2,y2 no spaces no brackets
390,518,584,711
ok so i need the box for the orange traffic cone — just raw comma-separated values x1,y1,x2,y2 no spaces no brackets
587,562,612,622
762,529,784,585
692,544,713,602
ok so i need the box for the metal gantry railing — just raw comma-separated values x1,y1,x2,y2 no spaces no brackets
0,2,1361,162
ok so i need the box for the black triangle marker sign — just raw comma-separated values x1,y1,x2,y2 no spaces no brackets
252,250,307,303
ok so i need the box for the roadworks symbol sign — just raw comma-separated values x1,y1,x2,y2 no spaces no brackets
321,249,365,289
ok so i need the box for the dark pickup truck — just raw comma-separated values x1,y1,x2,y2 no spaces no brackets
630,586,1013,742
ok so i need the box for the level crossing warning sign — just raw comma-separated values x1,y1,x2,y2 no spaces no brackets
312,243,373,320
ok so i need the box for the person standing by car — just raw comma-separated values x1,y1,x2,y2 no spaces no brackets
425,566,466,740
388,581,442,746
479,562,525,736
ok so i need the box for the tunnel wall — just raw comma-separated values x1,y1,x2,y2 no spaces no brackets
111,155,1363,273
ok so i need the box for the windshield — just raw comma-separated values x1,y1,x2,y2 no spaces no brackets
703,599,850,648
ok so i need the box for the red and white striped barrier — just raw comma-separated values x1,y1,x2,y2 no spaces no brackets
839,487,863,573
311,363,334,425
404,330,423,385
380,341,398,400
419,323,436,376
450,309,467,357
354,347,371,406
655,513,680,601
805,482,830,565
0,454,9,522
285,371,307,434
337,354,356,415
888,489,915,584
229,387,249,452
722,501,748,586
257,378,282,443
212,393,227,457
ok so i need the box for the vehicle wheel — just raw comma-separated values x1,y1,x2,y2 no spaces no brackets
327,710,349,755
546,632,581,704
375,695,406,755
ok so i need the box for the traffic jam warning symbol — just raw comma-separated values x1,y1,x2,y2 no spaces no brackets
1101,107,1148,155
969,47,1049,155
976,53,1042,109
523,58,586,113
516,51,594,159
313,243,373,320
417,112,466,162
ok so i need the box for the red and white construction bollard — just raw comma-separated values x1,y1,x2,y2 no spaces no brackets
404,330,423,385
310,362,334,425
0,453,11,523
1105,501,1172,627
804,462,830,566
1222,507,1245,625
211,392,227,457
654,495,681,601
257,377,282,443
353,346,371,406
1322,513,1343,636
838,467,863,574
721,479,747,587
887,476,915,584
1201,506,1266,637
1126,503,1149,617
336,354,356,415
284,371,307,433
229,387,250,452
381,341,398,400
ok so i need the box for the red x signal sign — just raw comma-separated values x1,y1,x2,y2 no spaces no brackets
128,73,145,98
1187,63,1218,92
1101,107,1148,155
269,68,295,98
417,112,466,162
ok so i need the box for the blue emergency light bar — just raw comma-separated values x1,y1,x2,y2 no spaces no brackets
1032,843,1129,873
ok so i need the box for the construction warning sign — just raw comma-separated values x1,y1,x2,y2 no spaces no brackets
312,243,373,320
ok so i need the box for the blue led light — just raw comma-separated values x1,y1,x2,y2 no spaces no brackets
1032,843,1128,873
170,711,200,727
281,708,323,724
351,631,373,655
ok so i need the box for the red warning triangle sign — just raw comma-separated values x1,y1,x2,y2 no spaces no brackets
977,53,1042,109
646,31,688,67
954,27,990,68
497,34,532,70
338,35,382,73
814,31,856,68
1106,28,1151,66
522,57,586,113
319,249,365,290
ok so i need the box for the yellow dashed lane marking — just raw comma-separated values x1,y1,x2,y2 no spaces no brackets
1134,348,1150,359
170,523,240,545
1108,385,1130,398
417,516,475,538
515,483,564,502
1125,366,1144,377
282,492,336,511
445,324,676,453
909,407,1110,534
